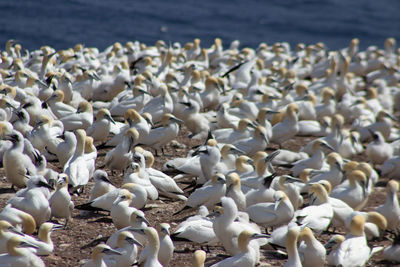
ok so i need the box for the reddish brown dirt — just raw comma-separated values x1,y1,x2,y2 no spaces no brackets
0,126,399,266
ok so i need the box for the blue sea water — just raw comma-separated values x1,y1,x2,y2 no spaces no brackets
0,0,399,52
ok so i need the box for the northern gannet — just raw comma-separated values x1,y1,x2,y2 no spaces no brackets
376,180,400,230
49,173,74,227
105,128,138,174
0,236,44,267
86,108,115,143
63,129,90,191
246,190,294,228
82,243,122,267
298,227,326,267
60,100,93,131
3,131,37,188
175,173,226,214
210,230,268,267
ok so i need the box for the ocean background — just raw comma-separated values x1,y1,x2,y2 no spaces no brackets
1,0,399,52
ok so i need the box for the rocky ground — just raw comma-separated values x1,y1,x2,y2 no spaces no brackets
0,126,398,267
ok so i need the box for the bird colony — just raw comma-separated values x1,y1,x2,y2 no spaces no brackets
0,37,399,267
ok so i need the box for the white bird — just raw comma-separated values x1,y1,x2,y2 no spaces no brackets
376,180,400,230
330,170,368,210
212,118,256,144
110,189,137,230
21,222,62,256
3,131,37,189
109,76,151,117
63,129,90,191
210,230,268,267
7,182,52,226
0,205,36,235
382,231,400,263
163,152,202,177
171,206,218,245
179,100,210,140
275,175,304,211
103,231,143,267
283,225,302,267
60,101,93,131
332,215,382,267
49,173,74,227
157,223,174,267
307,152,343,188
82,243,123,267
86,108,115,143
192,250,206,267
123,155,158,201
366,130,393,165
12,109,33,137
291,139,334,177
77,182,147,212
226,173,246,211
0,220,26,253
246,190,294,228
130,227,163,267
344,211,387,241
216,103,241,129
381,155,400,179
229,98,259,121
233,126,269,156
213,197,265,262
294,183,333,233
106,109,150,147
196,139,222,183
245,173,276,206
54,130,76,168
141,83,173,123
271,103,299,148
356,110,396,142
141,150,186,200
140,223,174,267
83,136,97,179
0,236,45,267
298,227,326,267
107,210,149,248
175,173,226,214
139,113,183,156
105,128,138,174
12,175,52,200
44,90,76,119
88,170,116,202
325,234,346,266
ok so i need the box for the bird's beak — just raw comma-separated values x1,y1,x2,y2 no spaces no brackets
8,226,24,236
126,236,143,247
226,184,233,195
128,228,146,235
138,88,151,95
103,247,123,256
170,116,184,125
52,224,64,231
99,175,114,186
161,227,170,236
179,101,191,107
104,114,116,124
38,181,54,190
230,147,245,155
321,142,335,151
140,216,150,226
